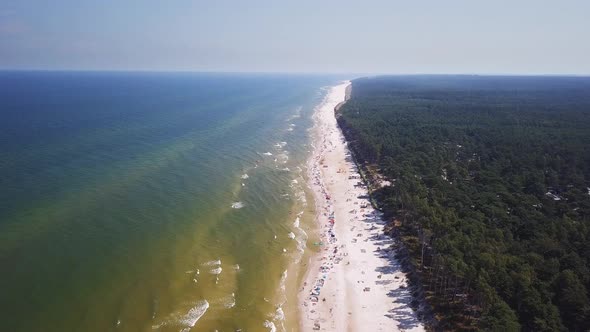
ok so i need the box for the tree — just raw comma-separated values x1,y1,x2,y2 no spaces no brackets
554,270,590,331
480,298,520,332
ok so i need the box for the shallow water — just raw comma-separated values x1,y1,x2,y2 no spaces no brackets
0,71,342,331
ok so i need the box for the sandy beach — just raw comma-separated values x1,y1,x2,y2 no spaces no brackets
299,82,425,332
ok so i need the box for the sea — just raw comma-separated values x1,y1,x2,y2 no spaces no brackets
0,71,343,332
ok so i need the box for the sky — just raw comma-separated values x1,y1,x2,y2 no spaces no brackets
0,0,589,74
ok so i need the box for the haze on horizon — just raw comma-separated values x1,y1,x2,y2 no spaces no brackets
1,0,589,75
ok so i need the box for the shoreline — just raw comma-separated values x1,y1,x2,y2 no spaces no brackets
298,82,424,331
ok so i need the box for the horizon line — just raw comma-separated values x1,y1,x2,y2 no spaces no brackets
1,68,590,78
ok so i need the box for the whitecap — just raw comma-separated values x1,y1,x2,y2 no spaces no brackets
279,270,288,292
292,213,308,264
263,152,273,156
152,300,209,330
263,320,277,332
179,300,209,329
202,260,221,266
294,236,307,259
231,202,245,209
224,293,236,309
276,153,289,164
295,190,307,204
273,306,286,332
241,173,249,179
274,307,285,322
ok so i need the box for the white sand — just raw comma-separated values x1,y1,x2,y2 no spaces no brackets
299,82,425,332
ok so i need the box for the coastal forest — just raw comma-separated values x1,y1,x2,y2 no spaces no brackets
337,76,590,331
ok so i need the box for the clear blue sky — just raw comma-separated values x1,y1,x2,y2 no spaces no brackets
1,0,588,74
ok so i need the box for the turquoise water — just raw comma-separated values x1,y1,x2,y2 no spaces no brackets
0,72,340,331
